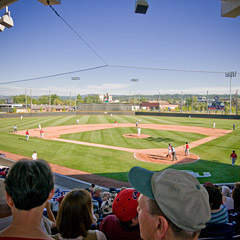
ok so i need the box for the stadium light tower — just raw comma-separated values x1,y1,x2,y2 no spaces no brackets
225,71,237,114
71,77,80,114
130,78,139,110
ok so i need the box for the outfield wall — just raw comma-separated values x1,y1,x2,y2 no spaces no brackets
0,111,134,118
76,111,134,115
0,112,75,118
78,103,132,111
136,112,240,120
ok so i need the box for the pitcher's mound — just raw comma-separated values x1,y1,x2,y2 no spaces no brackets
123,133,150,139
135,152,199,165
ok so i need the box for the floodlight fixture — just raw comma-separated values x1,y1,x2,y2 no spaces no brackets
0,6,14,28
0,24,5,32
135,0,149,14
71,77,80,81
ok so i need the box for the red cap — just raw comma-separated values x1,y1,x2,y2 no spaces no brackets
112,188,140,222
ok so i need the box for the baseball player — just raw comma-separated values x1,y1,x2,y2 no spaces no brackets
230,150,237,167
25,130,29,141
76,119,79,124
136,121,139,127
20,115,23,120
114,120,117,126
39,124,41,130
13,125,17,133
137,127,141,136
213,122,216,129
171,146,178,161
166,144,172,159
185,142,190,156
32,151,38,160
40,129,44,138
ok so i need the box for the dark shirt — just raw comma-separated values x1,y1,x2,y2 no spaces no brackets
92,196,102,208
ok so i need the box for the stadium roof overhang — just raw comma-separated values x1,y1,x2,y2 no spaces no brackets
0,0,239,18
0,0,60,10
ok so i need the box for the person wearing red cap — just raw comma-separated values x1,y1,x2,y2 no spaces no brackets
99,188,142,240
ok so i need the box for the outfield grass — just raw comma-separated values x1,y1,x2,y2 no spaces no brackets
0,114,240,184
60,127,206,149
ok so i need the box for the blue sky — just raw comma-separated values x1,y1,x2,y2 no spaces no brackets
0,0,239,96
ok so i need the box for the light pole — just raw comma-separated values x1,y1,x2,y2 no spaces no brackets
181,92,183,113
71,77,80,114
225,71,237,114
130,78,139,110
159,92,161,112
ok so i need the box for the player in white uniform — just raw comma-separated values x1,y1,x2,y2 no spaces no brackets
213,122,216,129
137,127,141,136
32,151,37,160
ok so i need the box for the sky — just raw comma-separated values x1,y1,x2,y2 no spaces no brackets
0,0,239,97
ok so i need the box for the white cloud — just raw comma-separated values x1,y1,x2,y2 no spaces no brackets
140,86,240,95
86,83,130,90
1,85,240,96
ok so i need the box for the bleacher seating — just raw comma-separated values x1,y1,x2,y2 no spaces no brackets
199,222,236,239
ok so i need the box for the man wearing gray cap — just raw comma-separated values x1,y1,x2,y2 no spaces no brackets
128,166,211,240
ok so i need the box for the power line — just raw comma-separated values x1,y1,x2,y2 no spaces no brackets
109,64,229,74
0,65,108,85
47,1,108,65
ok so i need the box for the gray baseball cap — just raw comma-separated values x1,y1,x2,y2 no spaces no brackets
128,166,211,232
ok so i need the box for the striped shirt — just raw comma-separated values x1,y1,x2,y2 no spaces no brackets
207,205,228,225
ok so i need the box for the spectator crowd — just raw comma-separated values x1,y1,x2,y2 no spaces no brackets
0,159,240,239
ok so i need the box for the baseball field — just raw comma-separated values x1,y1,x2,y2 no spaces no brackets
0,114,239,185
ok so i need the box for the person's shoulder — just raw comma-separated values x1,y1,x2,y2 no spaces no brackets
103,214,117,221
100,215,118,228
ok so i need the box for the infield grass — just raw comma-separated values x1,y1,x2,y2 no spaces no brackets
0,114,240,184
60,127,206,149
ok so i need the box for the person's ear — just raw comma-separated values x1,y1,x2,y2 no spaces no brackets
155,215,169,239
5,191,14,208
47,188,54,200
132,215,139,225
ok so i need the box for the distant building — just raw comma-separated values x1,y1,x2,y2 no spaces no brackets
99,93,112,102
141,101,179,111
0,104,23,113
0,104,73,113
31,105,72,112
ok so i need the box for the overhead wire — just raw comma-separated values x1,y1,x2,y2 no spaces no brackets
0,65,108,85
47,0,108,65
108,64,228,74
1,64,237,85
0,3,237,86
